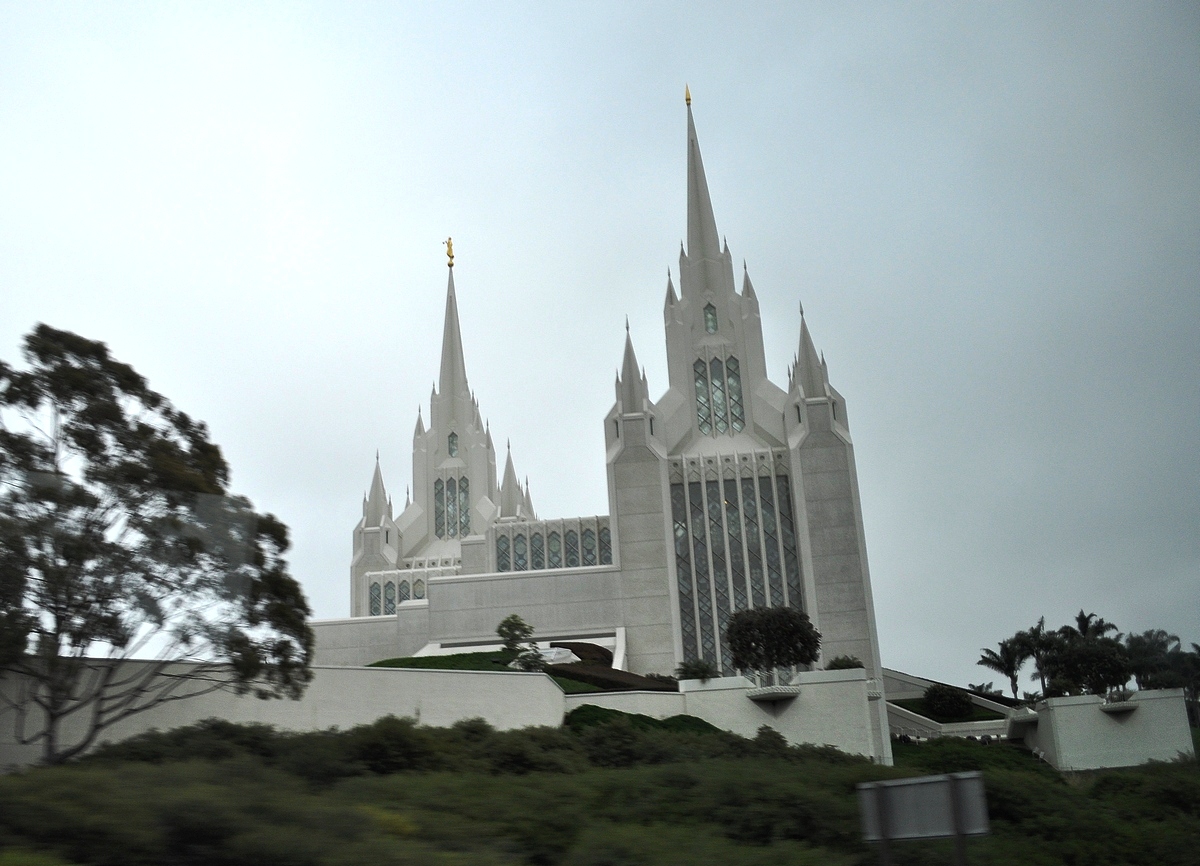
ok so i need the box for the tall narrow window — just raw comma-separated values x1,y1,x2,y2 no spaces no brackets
689,481,717,665
776,475,804,611
704,303,718,334
724,478,748,611
760,477,785,606
565,530,580,567
598,526,612,565
445,477,458,537
710,358,728,434
582,528,597,566
447,432,458,457
741,477,766,607
458,476,471,536
398,580,411,602
496,535,510,571
548,532,562,568
384,582,396,615
707,479,732,671
413,579,425,599
671,483,699,662
531,533,545,569
369,582,381,616
434,480,445,538
514,534,528,571
693,360,712,434
726,357,745,432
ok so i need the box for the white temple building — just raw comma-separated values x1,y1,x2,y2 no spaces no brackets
313,96,891,758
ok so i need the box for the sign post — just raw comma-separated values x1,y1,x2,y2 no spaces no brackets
857,771,989,865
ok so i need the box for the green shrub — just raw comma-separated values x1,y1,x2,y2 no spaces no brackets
922,683,973,720
825,655,864,670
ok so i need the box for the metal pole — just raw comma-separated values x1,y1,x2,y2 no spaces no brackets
949,774,967,866
877,786,893,866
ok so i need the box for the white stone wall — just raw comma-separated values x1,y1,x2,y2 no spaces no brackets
1011,689,1195,771
311,606,430,667
0,662,564,770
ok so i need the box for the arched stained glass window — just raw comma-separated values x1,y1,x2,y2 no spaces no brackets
710,358,728,434
434,480,445,538
726,356,745,432
704,303,718,334
598,526,612,564
693,360,712,434
445,477,458,537
496,535,510,572
414,579,425,599
459,476,471,536
369,582,381,616
398,580,411,602
531,533,545,569
565,530,580,567
447,431,458,457
514,534,528,571
384,581,396,615
548,532,562,568
582,528,597,566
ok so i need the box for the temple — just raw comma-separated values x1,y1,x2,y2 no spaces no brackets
316,96,891,760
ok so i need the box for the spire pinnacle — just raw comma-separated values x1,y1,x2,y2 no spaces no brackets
437,265,470,400
618,327,648,411
684,83,691,106
685,96,721,263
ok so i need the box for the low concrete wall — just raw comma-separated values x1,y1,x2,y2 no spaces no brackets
886,703,1009,741
565,669,887,762
1010,689,1195,771
1,663,564,769
311,606,430,667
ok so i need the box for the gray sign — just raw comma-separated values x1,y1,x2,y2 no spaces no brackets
857,771,989,842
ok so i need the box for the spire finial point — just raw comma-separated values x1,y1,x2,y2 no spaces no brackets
684,84,691,106
625,315,630,333
444,237,454,268
800,300,805,318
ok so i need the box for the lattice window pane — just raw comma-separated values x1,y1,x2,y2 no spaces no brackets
775,474,804,610
548,532,562,568
741,477,767,607
531,533,545,569
726,357,745,432
710,358,728,434
707,480,732,671
689,481,716,663
582,528,597,566
459,476,471,536
598,526,612,565
496,535,510,572
514,534,528,571
434,480,445,538
384,582,396,615
413,579,425,599
759,476,785,606
724,478,748,612
448,431,458,457
704,303,718,334
693,359,712,435
671,483,699,662
369,583,381,616
399,580,411,602
565,530,580,567
445,477,458,537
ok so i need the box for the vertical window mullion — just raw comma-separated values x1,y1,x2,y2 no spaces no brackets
706,479,732,673
741,476,767,607
724,478,748,612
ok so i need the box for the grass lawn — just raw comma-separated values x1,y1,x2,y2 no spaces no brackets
369,651,606,693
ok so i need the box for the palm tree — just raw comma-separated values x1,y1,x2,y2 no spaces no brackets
1016,618,1055,695
978,638,1028,700
1072,610,1119,640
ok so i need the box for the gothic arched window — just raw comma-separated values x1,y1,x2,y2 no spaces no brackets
693,360,712,434
496,535,511,572
582,528,597,566
548,532,562,568
398,580,411,602
726,356,745,432
704,303,718,334
434,480,445,538
414,579,425,599
459,476,471,536
710,357,728,434
445,477,458,537
514,534,528,571
598,527,612,564
384,581,396,615
369,582,381,616
531,533,545,569
447,431,458,457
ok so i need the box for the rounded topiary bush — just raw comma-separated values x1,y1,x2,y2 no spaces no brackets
923,683,974,720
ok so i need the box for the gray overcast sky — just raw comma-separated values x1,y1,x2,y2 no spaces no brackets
2,2,1197,690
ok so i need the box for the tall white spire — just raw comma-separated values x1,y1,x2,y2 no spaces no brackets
685,95,722,264
794,308,827,399
617,325,648,412
438,266,470,401
363,456,391,527
499,444,522,518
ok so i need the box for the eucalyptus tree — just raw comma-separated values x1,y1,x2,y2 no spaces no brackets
0,325,313,764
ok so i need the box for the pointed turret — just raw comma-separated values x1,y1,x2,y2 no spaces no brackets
499,444,522,519
618,326,649,413
438,267,470,400
364,457,391,527
685,95,721,263
664,269,677,308
523,476,535,520
414,407,425,436
794,308,827,399
741,262,757,300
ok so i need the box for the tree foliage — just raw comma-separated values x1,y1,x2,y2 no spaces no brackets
0,324,313,763
724,607,821,676
495,613,543,671
977,637,1029,699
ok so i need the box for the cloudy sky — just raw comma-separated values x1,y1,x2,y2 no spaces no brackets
1,2,1196,690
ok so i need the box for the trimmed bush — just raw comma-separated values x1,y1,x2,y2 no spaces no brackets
922,683,974,720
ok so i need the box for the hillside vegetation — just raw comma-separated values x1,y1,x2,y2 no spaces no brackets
0,712,1196,865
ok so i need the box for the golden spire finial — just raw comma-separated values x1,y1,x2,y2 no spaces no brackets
444,237,454,268
684,84,691,106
